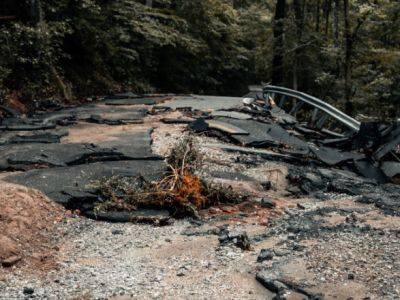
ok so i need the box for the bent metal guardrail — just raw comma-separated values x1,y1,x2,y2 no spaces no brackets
263,85,361,132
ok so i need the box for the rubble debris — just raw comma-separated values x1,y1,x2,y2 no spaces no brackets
381,161,400,178
255,273,288,294
268,106,297,126
213,117,309,153
287,166,400,215
351,122,382,150
373,122,400,160
203,143,308,164
309,145,364,166
257,249,274,262
354,159,388,184
218,228,252,250
188,117,209,133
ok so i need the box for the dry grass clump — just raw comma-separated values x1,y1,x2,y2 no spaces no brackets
94,135,246,218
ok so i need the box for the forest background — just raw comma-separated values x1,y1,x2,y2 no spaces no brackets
0,0,398,118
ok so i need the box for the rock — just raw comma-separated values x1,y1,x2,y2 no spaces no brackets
23,287,34,295
348,273,355,280
260,198,276,209
188,118,209,133
256,272,288,294
111,229,124,235
218,228,251,250
177,265,190,277
1,255,21,267
273,249,290,257
235,232,251,251
257,249,274,262
292,243,306,252
260,181,272,190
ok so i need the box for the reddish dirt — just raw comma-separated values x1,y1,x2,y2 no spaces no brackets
0,182,64,272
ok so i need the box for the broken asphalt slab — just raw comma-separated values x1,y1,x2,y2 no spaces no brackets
213,117,309,153
309,145,364,166
203,143,309,164
37,104,148,125
0,129,161,171
4,160,167,207
105,98,157,106
287,166,400,215
210,110,253,120
0,129,68,145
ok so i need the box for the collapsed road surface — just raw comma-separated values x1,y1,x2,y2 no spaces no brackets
0,89,399,299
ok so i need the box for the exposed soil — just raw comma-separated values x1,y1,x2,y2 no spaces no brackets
0,182,64,272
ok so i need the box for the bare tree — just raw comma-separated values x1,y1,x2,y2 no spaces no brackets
272,0,286,85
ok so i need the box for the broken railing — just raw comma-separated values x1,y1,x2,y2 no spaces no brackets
262,85,361,134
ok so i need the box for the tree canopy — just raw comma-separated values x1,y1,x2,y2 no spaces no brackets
0,0,398,118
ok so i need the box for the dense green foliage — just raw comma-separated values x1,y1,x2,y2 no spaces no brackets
0,0,398,118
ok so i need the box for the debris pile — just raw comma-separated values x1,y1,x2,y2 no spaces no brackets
92,136,247,220
159,85,400,184
0,87,398,221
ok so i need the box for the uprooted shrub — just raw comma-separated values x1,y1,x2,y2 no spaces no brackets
93,135,247,218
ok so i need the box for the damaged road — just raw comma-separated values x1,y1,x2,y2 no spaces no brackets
0,89,399,299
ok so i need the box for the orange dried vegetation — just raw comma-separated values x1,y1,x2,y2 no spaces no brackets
171,171,206,209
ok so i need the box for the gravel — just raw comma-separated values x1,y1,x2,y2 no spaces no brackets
1,218,270,299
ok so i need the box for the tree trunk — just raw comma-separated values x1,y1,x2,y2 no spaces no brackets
29,0,43,24
35,0,72,101
272,0,286,86
333,0,339,47
293,0,305,90
316,0,321,32
343,0,352,114
323,0,331,39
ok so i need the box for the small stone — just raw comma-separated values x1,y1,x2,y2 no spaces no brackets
274,249,290,257
111,229,124,235
257,249,274,262
260,181,272,190
23,287,34,295
260,198,276,209
235,233,251,250
292,243,306,251
1,256,21,267
256,272,288,294
348,273,355,280
177,266,189,277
